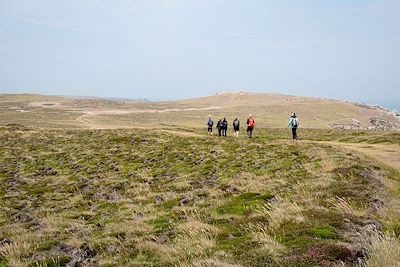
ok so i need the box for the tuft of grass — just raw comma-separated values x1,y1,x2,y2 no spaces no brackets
0,229,36,267
192,257,241,267
329,196,366,217
246,223,286,257
359,230,400,267
27,256,71,267
173,219,220,260
261,199,305,229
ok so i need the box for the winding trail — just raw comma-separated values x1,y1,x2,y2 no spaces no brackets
75,114,101,129
74,106,222,129
73,109,400,171
315,141,400,171
158,130,204,138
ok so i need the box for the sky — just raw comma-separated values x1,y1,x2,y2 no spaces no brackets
0,0,399,107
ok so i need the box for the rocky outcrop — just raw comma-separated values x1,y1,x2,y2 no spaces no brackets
334,118,400,131
391,110,400,120
333,124,362,130
334,103,400,131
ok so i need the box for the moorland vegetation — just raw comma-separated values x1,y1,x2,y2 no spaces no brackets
1,126,399,266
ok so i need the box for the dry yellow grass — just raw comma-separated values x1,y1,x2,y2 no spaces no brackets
192,258,242,267
0,229,36,267
246,223,286,257
328,196,367,217
359,231,400,267
136,240,176,264
226,172,271,193
134,219,220,265
257,199,305,229
173,219,220,258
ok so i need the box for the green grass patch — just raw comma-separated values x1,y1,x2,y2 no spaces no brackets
308,225,340,240
36,240,60,251
216,192,273,215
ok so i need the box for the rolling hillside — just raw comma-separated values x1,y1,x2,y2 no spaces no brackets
1,93,400,266
0,92,399,130
1,127,400,266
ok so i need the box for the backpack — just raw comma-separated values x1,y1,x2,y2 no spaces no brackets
208,120,213,127
248,118,254,128
233,120,239,127
292,118,298,128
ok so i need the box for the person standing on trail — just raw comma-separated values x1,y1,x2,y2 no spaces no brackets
233,118,240,137
247,114,255,138
216,118,223,136
207,118,214,135
222,118,228,137
288,113,299,141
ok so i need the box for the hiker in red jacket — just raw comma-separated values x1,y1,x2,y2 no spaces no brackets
247,114,255,138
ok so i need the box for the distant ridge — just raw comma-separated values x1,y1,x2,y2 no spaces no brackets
56,95,151,103
0,92,399,130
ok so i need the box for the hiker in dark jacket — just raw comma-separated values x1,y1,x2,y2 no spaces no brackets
216,119,223,136
233,118,240,137
222,118,228,137
288,113,299,141
207,118,214,136
246,114,255,138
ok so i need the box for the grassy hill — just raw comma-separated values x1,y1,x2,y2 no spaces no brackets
1,92,399,129
1,93,400,266
1,126,400,266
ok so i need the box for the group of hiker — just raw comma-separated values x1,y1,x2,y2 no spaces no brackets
207,114,256,138
207,113,299,140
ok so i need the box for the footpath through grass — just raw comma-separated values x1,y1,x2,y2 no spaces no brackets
0,126,400,266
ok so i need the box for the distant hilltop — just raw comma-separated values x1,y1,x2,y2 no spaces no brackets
215,90,291,97
215,90,248,95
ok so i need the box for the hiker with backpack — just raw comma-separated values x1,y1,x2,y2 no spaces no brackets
288,113,299,141
216,118,223,136
247,114,255,138
207,117,214,135
233,118,240,137
222,118,228,137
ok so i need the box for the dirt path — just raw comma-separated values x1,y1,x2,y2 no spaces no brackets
75,114,140,129
75,114,100,129
159,130,204,138
74,114,206,137
74,106,222,129
315,141,400,171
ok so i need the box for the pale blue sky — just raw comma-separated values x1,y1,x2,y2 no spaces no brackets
0,0,399,106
